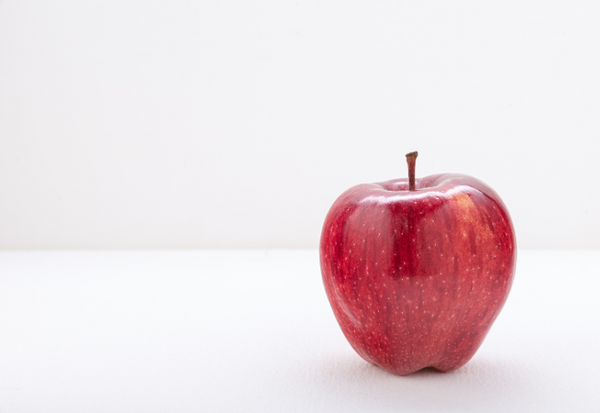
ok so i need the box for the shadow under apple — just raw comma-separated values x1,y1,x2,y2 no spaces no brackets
280,347,538,413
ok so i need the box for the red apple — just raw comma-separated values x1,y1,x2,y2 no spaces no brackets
320,152,516,375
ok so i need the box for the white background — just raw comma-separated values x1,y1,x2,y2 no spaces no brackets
1,0,599,249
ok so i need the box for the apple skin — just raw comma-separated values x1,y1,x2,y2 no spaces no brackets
320,173,516,375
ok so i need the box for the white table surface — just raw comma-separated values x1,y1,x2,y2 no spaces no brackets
0,249,599,412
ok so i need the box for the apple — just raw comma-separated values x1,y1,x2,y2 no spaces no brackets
319,152,516,375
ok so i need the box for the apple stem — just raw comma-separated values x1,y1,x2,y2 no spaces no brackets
405,151,418,191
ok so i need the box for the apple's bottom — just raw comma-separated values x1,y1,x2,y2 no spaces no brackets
360,353,465,376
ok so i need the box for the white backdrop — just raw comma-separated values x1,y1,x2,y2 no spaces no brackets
1,0,599,249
